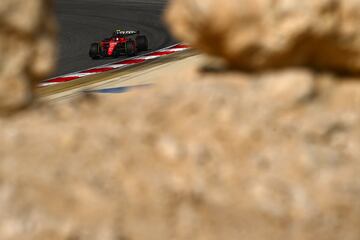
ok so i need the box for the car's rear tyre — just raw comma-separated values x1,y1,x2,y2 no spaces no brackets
125,40,136,57
136,35,148,51
89,43,101,59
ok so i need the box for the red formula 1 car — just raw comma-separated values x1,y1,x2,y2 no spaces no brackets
89,30,149,59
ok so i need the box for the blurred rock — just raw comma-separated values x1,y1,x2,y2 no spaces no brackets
0,58,360,239
165,0,360,73
0,0,56,112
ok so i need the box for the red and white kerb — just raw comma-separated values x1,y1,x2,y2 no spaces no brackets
40,44,190,87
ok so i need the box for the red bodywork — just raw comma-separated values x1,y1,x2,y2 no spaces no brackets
101,37,127,56
90,30,146,59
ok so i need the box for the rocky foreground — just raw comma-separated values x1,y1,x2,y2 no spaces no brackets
0,0,360,240
0,0,56,111
166,0,360,74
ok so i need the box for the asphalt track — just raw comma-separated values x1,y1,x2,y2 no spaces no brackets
54,0,176,77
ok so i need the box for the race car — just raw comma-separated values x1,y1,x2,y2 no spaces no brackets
89,30,149,59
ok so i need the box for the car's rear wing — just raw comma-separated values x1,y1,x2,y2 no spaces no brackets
114,30,140,36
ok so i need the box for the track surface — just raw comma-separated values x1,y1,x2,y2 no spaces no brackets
54,0,176,77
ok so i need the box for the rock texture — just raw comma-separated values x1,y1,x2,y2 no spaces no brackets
0,0,57,111
1,61,360,239
166,0,360,73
